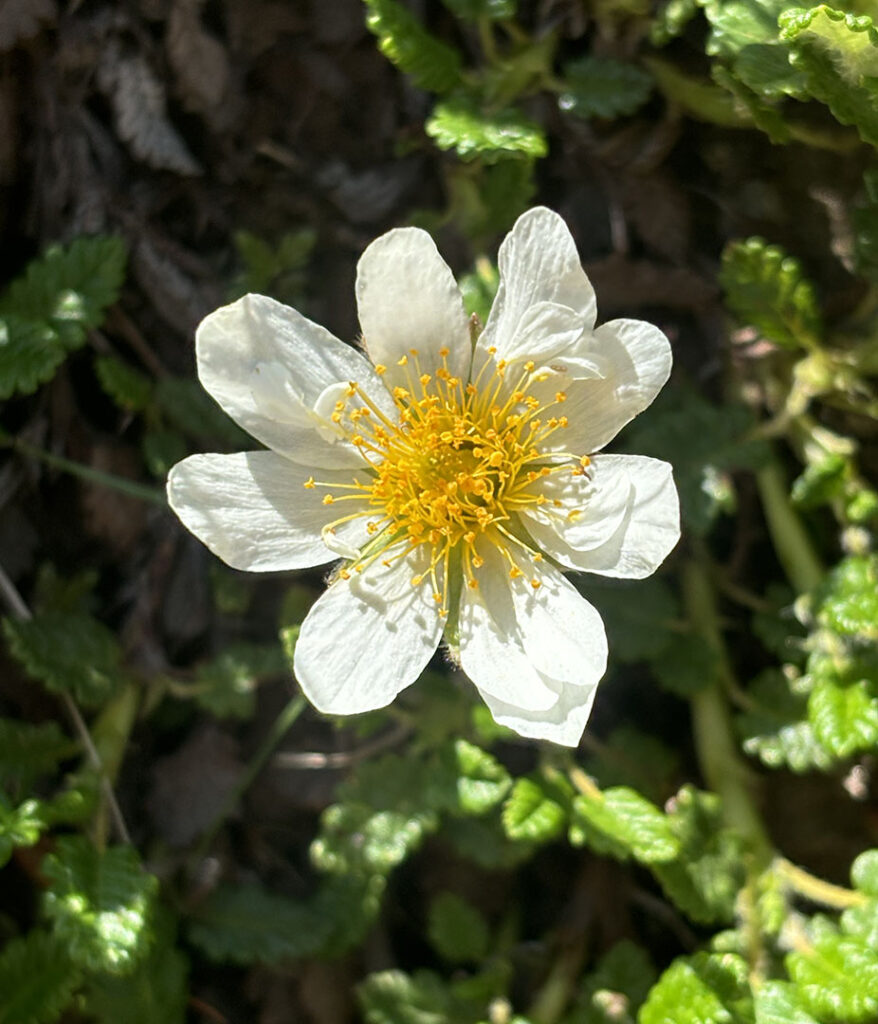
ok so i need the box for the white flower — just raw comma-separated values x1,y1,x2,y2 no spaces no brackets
167,207,680,746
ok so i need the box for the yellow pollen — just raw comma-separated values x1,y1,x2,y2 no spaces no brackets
311,348,579,609
375,364,387,375
555,391,567,403
304,477,315,489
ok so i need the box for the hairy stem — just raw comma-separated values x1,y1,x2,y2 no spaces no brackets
756,459,824,594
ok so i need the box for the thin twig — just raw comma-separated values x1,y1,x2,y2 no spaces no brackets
272,721,410,769
0,563,131,845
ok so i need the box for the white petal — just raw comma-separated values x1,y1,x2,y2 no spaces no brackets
519,458,633,555
539,318,672,455
167,451,370,571
528,455,680,579
459,547,607,745
356,227,471,390
480,207,597,365
478,675,602,748
196,293,393,467
294,545,444,715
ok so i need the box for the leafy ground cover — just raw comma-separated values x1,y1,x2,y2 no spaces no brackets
1,0,878,1021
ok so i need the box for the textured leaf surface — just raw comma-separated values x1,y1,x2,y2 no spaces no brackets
0,796,46,867
0,236,126,398
502,777,567,842
754,980,820,1023
193,642,284,719
653,788,745,924
0,930,79,1024
41,837,158,974
3,612,121,707
626,387,768,536
780,6,878,146
639,952,751,1024
94,355,152,412
187,883,330,964
0,718,76,790
364,0,461,92
815,555,878,641
559,56,653,119
572,787,679,864
786,925,878,1022
443,738,512,815
737,670,833,771
720,237,821,350
426,96,547,161
808,671,878,758
428,892,489,963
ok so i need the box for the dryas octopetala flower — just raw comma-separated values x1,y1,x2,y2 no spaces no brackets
167,207,679,746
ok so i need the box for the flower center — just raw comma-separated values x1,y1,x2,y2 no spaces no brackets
306,345,588,614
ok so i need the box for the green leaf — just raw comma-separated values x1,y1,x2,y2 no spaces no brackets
440,0,517,18
754,981,821,1024
0,237,127,399
639,952,751,1024
428,892,489,963
0,718,77,791
312,802,437,876
780,6,878,147
652,787,745,924
187,883,331,964
0,930,80,1024
358,969,478,1024
703,0,806,98
230,228,316,305
41,837,158,975
459,258,500,323
0,796,46,867
791,452,849,509
652,633,716,697
808,670,878,758
571,786,679,864
193,642,284,719
841,899,878,950
737,670,834,772
852,849,878,896
3,611,122,707
786,922,878,1022
815,555,878,641
94,355,152,412
503,776,567,842
625,386,768,536
0,316,70,399
426,95,547,161
558,56,653,119
84,912,188,1024
586,575,679,662
720,237,822,350
651,0,701,46
446,157,538,246
364,0,462,93
1,236,126,328
441,812,534,869
443,738,512,815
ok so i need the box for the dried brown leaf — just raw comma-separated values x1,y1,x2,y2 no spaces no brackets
97,40,201,175
0,0,57,52
166,0,232,124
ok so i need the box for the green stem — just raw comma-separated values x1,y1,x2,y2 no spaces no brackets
193,694,307,858
756,459,824,594
90,683,140,849
3,433,166,506
776,858,868,909
683,557,772,861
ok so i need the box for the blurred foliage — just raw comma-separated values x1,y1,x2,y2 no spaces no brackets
1,0,878,1020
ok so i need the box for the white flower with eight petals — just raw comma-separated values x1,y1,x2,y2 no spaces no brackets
167,207,680,746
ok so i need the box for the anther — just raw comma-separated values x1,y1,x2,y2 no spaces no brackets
304,477,315,489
